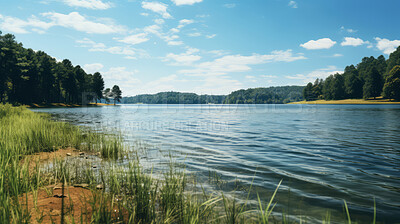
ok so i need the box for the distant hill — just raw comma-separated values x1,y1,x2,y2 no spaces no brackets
122,86,304,104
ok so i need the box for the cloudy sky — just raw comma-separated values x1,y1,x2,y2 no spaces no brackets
1,0,399,96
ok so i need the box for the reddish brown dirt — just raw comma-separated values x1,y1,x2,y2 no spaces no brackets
21,148,93,171
19,185,94,224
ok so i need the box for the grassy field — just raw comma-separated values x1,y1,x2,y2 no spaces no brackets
289,97,400,105
0,104,376,223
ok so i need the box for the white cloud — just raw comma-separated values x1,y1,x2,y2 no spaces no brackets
286,66,342,84
164,47,201,66
260,75,277,78
0,15,53,34
142,19,193,46
115,33,149,45
102,67,142,96
77,38,146,59
171,0,203,6
62,0,113,10
223,3,236,8
177,19,194,28
188,32,201,37
300,38,336,50
332,53,343,57
206,34,216,39
103,67,140,82
142,2,172,19
341,37,368,47
245,75,257,83
375,37,400,55
179,50,306,77
288,1,297,8
83,63,104,74
42,12,126,34
154,18,164,24
167,40,184,46
208,50,229,56
340,26,357,33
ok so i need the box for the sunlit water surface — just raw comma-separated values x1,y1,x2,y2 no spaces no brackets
31,104,400,223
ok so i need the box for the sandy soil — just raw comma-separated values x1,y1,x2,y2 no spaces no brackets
19,185,94,224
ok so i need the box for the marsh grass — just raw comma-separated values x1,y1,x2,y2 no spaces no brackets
0,104,380,223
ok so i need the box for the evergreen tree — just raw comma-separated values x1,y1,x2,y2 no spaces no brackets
363,67,383,99
383,65,400,101
111,85,122,105
344,71,363,99
385,46,400,77
92,72,104,104
303,83,313,101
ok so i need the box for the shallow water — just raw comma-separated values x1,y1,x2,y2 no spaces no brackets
31,104,400,223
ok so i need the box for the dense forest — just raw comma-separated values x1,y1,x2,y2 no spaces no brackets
122,92,226,104
223,86,304,104
0,31,121,105
122,86,304,104
303,47,400,101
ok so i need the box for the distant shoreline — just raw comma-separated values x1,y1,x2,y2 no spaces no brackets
289,98,400,105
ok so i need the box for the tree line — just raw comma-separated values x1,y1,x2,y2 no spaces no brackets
303,47,400,101
122,92,226,104
0,31,122,105
122,86,304,104
223,86,304,104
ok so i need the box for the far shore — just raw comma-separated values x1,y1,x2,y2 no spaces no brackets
289,98,400,105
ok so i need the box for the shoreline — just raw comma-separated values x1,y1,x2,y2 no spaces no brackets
288,98,400,105
26,103,117,108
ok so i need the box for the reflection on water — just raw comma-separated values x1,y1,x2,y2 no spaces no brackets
31,104,400,223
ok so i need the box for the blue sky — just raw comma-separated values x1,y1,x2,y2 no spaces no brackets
1,0,399,96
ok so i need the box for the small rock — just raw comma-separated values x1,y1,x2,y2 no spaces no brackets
50,210,61,216
96,184,103,190
53,194,66,198
74,184,89,188
92,165,97,169
66,153,72,156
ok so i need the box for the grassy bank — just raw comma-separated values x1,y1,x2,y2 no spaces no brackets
0,104,377,223
27,103,116,108
289,97,400,105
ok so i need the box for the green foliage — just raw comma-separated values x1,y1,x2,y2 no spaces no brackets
224,86,304,104
111,85,122,105
123,91,226,104
385,46,400,77
303,83,314,101
383,65,400,100
363,67,383,99
0,32,107,105
307,47,400,101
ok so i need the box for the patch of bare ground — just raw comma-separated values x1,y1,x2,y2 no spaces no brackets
19,185,94,224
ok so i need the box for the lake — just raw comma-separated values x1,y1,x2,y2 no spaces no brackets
31,104,400,223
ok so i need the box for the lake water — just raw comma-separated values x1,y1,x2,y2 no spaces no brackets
31,104,400,223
